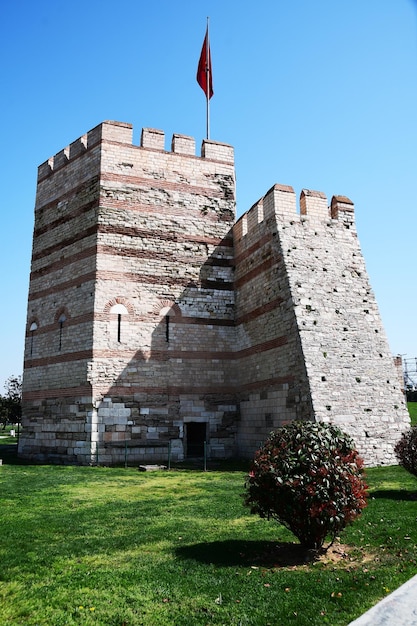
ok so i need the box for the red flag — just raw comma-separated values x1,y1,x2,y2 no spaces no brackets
197,29,213,99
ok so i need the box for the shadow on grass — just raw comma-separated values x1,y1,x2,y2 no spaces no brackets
0,445,251,472
371,489,417,501
175,539,313,568
0,444,29,465
170,459,251,472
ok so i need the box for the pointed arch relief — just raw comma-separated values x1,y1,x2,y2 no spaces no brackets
153,300,181,343
54,307,70,352
54,306,70,325
27,317,40,357
28,317,40,333
104,297,135,316
109,303,129,315
105,297,134,344
153,299,182,318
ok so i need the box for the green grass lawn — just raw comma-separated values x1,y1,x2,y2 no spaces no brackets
1,461,417,626
408,402,417,426
0,424,19,446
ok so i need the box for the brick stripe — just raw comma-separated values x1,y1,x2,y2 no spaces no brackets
94,383,238,396
23,372,293,402
31,224,233,267
96,223,233,247
28,271,96,301
101,171,232,200
90,270,233,291
236,335,288,358
234,257,274,289
24,335,287,369
34,195,99,236
95,245,232,264
23,386,93,401
24,313,234,338
101,374,294,397
174,317,234,327
235,297,284,324
30,243,233,282
30,248,96,280
239,374,294,392
24,350,93,368
32,226,98,263
99,198,234,224
234,232,272,265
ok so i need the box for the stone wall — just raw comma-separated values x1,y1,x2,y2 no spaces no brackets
233,188,313,456
20,120,410,466
233,184,410,465
20,121,239,464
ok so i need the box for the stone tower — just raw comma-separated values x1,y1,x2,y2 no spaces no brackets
232,186,410,464
19,120,410,466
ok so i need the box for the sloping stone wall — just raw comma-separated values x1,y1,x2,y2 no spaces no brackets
233,185,410,465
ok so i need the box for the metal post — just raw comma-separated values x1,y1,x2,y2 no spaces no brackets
206,17,210,140
168,440,171,470
125,440,128,468
204,440,207,472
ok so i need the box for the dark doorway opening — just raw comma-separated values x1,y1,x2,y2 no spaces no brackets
186,422,207,457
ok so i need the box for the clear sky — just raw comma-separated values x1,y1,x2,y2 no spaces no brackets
0,0,416,390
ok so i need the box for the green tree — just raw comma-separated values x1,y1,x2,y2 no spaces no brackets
0,376,22,429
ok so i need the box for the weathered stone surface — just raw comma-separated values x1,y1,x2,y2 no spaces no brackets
20,121,409,466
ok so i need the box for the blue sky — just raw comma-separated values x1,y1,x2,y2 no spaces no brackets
1,0,416,389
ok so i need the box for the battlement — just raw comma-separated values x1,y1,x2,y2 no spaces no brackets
38,120,234,180
234,184,355,240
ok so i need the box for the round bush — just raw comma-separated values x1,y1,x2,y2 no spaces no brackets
243,421,368,550
394,426,417,476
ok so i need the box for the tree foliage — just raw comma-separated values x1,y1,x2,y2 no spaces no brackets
243,421,368,550
0,376,22,429
394,426,417,477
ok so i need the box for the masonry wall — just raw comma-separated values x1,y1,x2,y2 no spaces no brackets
233,189,313,455
19,125,104,463
233,184,410,465
20,121,238,465
20,120,410,467
88,124,238,464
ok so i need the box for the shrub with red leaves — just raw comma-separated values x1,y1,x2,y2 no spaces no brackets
243,421,368,550
394,426,417,476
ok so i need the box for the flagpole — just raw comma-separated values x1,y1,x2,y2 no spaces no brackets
197,17,212,140
206,16,210,140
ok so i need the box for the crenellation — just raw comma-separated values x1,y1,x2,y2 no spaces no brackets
246,198,264,231
171,133,195,155
69,134,88,160
331,194,355,227
264,183,297,219
300,189,329,220
233,214,247,242
52,146,70,170
141,127,165,150
37,121,235,196
99,120,133,144
38,159,53,179
201,139,234,163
